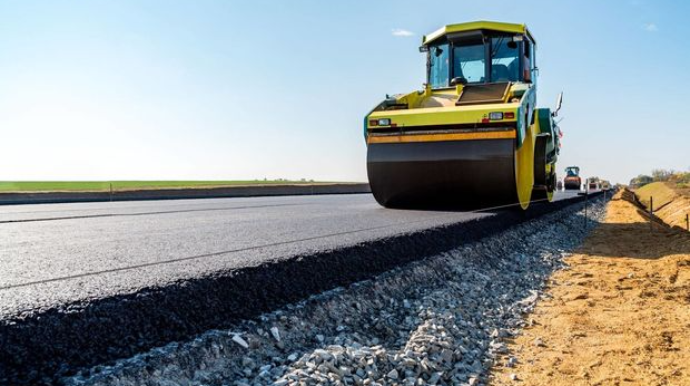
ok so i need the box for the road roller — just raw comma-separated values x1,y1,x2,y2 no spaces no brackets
365,21,562,209
563,166,582,190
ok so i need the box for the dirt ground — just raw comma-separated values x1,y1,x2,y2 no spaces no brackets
491,191,690,386
635,182,690,232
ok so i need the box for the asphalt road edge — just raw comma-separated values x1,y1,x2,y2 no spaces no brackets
0,183,371,206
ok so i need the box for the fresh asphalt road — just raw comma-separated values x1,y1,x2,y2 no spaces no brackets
0,192,580,317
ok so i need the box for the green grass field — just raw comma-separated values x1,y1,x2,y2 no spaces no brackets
0,180,330,193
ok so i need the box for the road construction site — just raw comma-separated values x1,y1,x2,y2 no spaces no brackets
0,191,593,385
3,16,687,386
21,187,683,386
62,195,605,386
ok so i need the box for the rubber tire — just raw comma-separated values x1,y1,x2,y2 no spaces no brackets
531,134,555,203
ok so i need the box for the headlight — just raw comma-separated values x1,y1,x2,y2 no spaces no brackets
489,112,503,120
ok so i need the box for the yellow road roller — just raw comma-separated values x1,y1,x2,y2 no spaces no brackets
365,21,562,209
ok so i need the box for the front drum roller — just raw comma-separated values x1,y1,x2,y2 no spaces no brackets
366,127,536,210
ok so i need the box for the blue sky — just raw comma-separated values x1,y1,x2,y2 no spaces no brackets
1,0,688,184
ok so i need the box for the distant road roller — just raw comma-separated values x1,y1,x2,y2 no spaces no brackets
563,166,582,190
365,21,562,209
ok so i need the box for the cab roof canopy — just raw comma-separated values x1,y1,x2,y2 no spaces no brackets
422,20,535,46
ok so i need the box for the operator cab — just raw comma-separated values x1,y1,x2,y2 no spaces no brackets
565,166,580,177
423,28,536,89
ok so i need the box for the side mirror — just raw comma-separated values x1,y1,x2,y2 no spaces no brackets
450,77,468,86
553,92,563,117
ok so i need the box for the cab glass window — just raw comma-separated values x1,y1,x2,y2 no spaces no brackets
490,37,520,82
453,43,485,84
524,39,533,82
428,43,449,88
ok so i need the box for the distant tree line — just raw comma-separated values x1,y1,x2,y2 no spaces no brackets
630,168,690,188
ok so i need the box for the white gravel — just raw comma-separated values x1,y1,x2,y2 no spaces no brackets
65,200,606,386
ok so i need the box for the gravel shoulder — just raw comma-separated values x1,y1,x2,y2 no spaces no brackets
65,197,606,386
491,191,690,386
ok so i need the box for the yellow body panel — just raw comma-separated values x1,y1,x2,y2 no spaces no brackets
367,130,516,144
423,20,531,46
368,103,520,129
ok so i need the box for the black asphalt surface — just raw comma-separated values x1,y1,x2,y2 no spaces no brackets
0,193,490,316
0,191,588,384
1,192,578,316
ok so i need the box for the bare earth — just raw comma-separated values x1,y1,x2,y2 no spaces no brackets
635,182,690,231
491,191,690,386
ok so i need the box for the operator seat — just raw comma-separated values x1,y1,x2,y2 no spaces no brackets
507,60,520,81
491,64,511,82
